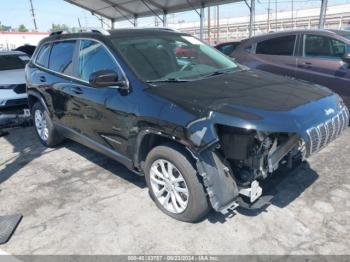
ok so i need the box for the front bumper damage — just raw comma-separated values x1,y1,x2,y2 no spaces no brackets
194,134,303,214
187,99,349,215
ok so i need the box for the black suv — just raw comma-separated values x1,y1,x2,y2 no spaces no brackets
26,29,349,222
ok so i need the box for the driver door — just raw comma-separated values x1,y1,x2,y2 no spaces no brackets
66,39,126,150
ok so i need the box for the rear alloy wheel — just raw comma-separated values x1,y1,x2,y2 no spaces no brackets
32,102,63,147
34,109,49,142
145,144,210,222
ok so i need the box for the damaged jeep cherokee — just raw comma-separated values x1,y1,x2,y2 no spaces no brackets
26,29,349,222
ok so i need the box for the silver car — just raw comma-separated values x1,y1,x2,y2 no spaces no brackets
0,51,30,108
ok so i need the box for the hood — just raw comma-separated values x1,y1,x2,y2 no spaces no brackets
146,69,333,118
0,69,25,85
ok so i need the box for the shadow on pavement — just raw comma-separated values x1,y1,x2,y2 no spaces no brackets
0,127,146,189
63,140,146,189
0,127,49,185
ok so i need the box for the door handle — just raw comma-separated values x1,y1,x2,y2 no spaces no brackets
39,76,47,82
71,87,83,95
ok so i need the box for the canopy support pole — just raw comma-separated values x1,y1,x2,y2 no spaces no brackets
134,15,138,27
185,0,204,40
141,0,164,24
111,19,115,29
163,11,167,27
244,0,255,37
200,4,204,41
319,0,328,29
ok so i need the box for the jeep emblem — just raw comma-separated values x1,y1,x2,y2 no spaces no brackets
324,108,335,116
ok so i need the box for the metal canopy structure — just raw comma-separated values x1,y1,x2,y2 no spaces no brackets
64,0,329,41
65,0,240,22
64,0,244,39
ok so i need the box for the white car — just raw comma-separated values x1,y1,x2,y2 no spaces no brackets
0,51,30,108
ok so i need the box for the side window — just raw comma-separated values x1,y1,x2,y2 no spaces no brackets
219,44,235,56
49,41,76,75
304,35,346,58
244,45,252,53
36,43,51,67
78,40,119,82
256,35,296,56
331,38,346,57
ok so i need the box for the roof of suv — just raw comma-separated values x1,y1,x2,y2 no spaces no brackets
45,28,184,42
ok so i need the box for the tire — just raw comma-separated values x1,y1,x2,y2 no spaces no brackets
144,144,210,222
32,102,63,147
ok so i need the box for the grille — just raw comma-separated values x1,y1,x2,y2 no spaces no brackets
4,98,27,107
307,108,349,155
13,84,26,94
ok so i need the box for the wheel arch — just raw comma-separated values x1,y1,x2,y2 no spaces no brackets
134,129,196,172
27,91,50,114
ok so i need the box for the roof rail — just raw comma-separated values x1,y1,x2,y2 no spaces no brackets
142,27,178,32
79,27,110,35
49,28,110,37
49,30,68,36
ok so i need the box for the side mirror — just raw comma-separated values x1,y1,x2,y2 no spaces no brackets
89,69,128,90
341,52,350,64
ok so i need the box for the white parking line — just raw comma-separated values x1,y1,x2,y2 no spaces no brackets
0,249,10,255
0,249,22,262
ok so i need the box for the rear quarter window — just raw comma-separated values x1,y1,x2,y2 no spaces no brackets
35,43,51,68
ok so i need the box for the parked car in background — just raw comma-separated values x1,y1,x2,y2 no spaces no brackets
14,45,36,57
175,43,197,58
232,29,350,106
26,29,348,222
0,51,30,108
214,41,241,56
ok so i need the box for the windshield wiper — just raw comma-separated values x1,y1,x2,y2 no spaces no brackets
146,78,189,83
201,68,236,78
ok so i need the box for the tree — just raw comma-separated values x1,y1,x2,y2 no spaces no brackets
0,24,11,31
18,24,28,32
50,23,70,33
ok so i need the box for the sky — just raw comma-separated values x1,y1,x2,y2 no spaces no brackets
0,0,349,32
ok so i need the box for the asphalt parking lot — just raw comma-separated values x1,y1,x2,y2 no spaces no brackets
0,126,349,255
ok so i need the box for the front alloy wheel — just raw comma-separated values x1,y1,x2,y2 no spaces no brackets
145,144,210,222
150,159,189,214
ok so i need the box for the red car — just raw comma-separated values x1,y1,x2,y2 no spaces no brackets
175,45,197,58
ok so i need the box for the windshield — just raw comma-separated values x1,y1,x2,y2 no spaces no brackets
0,54,29,71
111,34,238,82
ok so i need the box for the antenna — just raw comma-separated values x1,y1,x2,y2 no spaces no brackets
29,0,38,31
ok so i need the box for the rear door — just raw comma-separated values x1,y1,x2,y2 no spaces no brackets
296,34,350,105
45,40,79,126
253,34,298,78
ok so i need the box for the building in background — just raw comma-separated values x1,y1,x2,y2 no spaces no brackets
0,32,49,51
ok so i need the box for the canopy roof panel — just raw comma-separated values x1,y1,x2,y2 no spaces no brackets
65,0,242,22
